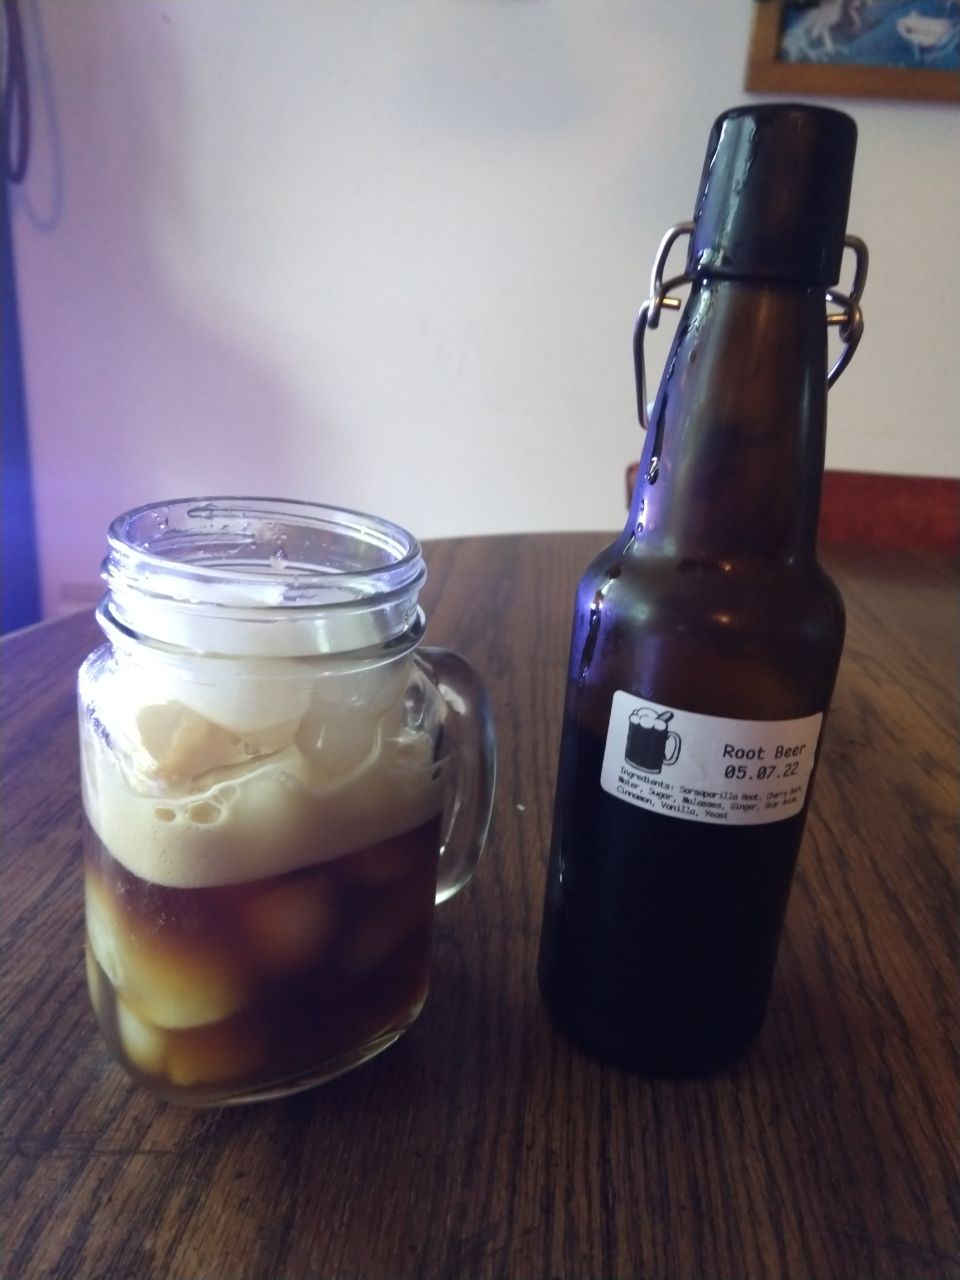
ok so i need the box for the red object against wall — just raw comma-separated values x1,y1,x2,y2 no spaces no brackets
625,465,959,553
819,471,959,553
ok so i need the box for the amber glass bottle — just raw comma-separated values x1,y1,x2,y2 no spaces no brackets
538,105,866,1077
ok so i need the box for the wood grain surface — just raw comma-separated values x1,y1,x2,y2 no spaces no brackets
2,534,958,1280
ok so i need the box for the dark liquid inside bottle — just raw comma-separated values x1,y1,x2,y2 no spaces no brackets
538,534,844,1076
539,720,805,1076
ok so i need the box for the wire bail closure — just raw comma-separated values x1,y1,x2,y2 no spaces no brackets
825,234,868,389
633,225,869,430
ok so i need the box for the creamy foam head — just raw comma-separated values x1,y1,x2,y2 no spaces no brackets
81,656,446,889
84,731,445,890
81,500,442,889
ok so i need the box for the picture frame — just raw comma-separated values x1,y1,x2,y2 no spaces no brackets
745,1,960,103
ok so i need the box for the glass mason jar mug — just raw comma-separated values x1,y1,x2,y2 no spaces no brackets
78,499,496,1105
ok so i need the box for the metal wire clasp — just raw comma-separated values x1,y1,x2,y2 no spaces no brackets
633,222,694,432
633,226,869,430
826,235,868,388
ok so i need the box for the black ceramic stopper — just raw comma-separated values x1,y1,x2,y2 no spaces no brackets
687,104,857,287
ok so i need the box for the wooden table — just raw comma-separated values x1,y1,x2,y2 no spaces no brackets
2,534,958,1280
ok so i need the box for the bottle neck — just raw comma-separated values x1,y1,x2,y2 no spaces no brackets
628,277,828,566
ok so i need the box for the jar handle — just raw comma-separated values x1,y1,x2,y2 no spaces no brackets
416,648,496,904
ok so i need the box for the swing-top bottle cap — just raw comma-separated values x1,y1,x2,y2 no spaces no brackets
687,104,857,287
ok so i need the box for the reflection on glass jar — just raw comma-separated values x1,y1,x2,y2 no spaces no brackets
79,499,495,1105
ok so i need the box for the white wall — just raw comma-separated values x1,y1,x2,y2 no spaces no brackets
11,0,960,616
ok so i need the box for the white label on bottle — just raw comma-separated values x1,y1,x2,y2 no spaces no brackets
600,692,823,826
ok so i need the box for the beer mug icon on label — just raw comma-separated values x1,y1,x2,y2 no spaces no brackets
625,708,681,775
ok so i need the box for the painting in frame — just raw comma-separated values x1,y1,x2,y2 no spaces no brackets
745,1,960,103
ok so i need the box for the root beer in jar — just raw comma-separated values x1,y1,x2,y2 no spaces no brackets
538,106,868,1076
79,499,495,1104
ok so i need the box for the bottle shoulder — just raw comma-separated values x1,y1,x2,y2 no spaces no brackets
576,545,844,620
568,548,845,725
